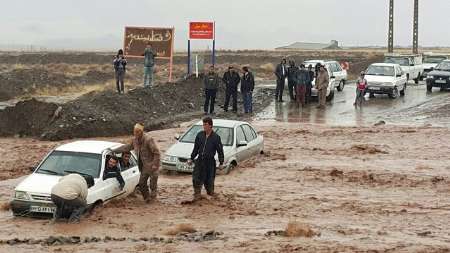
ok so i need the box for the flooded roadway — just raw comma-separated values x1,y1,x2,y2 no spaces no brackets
256,81,450,127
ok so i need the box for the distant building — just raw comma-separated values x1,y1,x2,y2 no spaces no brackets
276,40,341,50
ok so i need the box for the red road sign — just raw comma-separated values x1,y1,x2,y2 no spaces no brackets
189,22,214,40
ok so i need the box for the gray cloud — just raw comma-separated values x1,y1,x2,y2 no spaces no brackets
1,0,449,50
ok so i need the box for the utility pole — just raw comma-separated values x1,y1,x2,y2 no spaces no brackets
413,0,419,54
388,0,394,53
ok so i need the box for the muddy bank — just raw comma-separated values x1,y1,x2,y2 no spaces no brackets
0,77,274,140
0,50,383,100
0,67,113,101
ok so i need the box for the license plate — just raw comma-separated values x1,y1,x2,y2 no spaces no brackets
30,206,55,213
435,79,447,84
177,163,190,171
370,87,380,90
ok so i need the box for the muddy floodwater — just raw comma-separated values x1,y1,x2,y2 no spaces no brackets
1,117,450,252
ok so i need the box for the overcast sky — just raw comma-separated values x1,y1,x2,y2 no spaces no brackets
1,0,449,50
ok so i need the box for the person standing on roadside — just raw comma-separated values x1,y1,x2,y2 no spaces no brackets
241,66,255,114
143,43,156,88
203,66,220,115
113,49,127,94
287,61,298,101
187,117,224,201
222,66,241,113
112,123,161,203
315,64,330,109
295,64,310,106
306,64,315,104
354,71,367,108
275,58,288,102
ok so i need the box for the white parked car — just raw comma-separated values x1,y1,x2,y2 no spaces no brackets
422,53,450,79
162,119,264,174
10,141,140,216
304,60,347,92
365,63,408,99
384,54,423,84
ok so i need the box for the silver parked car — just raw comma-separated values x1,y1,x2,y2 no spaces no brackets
161,119,264,174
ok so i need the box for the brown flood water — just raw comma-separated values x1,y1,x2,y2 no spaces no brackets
0,119,450,252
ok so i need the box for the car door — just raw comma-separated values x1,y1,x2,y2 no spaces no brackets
235,125,250,162
98,154,125,201
119,153,139,193
241,124,258,157
334,62,345,82
88,155,119,203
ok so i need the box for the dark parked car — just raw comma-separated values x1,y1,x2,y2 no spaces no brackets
426,60,450,92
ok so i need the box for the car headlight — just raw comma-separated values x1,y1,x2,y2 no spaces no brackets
15,191,30,200
163,155,178,163
427,76,434,79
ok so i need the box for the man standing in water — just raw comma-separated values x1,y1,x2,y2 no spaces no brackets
187,117,224,201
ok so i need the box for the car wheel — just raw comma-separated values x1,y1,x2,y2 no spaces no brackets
337,80,344,92
218,162,236,175
369,92,375,98
414,76,419,84
326,90,334,101
440,86,445,92
400,83,406,96
389,87,399,99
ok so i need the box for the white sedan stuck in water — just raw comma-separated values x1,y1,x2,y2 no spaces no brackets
10,141,140,217
161,119,264,174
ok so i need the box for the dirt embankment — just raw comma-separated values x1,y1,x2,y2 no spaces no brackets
0,67,113,100
0,77,274,140
0,50,383,101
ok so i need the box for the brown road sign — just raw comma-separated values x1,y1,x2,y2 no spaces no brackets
123,27,174,58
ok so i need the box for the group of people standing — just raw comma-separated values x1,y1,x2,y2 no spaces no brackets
113,43,157,94
203,65,255,115
275,58,330,108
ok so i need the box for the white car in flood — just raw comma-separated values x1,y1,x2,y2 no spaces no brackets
10,141,140,216
365,63,408,99
161,119,264,174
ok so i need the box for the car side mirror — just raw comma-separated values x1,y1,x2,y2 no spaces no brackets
396,74,402,77
237,141,248,147
330,76,336,79
410,63,414,66
174,134,180,140
430,67,434,71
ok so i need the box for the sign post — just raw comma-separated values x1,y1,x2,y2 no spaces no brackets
188,21,215,75
123,26,175,82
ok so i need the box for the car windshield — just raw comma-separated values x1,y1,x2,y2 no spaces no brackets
365,65,395,76
435,61,450,71
35,150,102,178
179,125,234,146
384,57,409,66
424,56,446,64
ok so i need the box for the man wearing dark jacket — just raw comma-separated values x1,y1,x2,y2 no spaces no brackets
241,66,255,114
287,61,298,101
103,155,125,191
295,64,311,106
188,117,224,201
203,66,220,115
222,66,241,113
306,65,315,104
275,58,288,102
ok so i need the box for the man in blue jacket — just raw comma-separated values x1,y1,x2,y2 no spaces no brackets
241,66,255,114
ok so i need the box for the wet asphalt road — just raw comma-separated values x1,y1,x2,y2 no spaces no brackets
256,80,450,127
